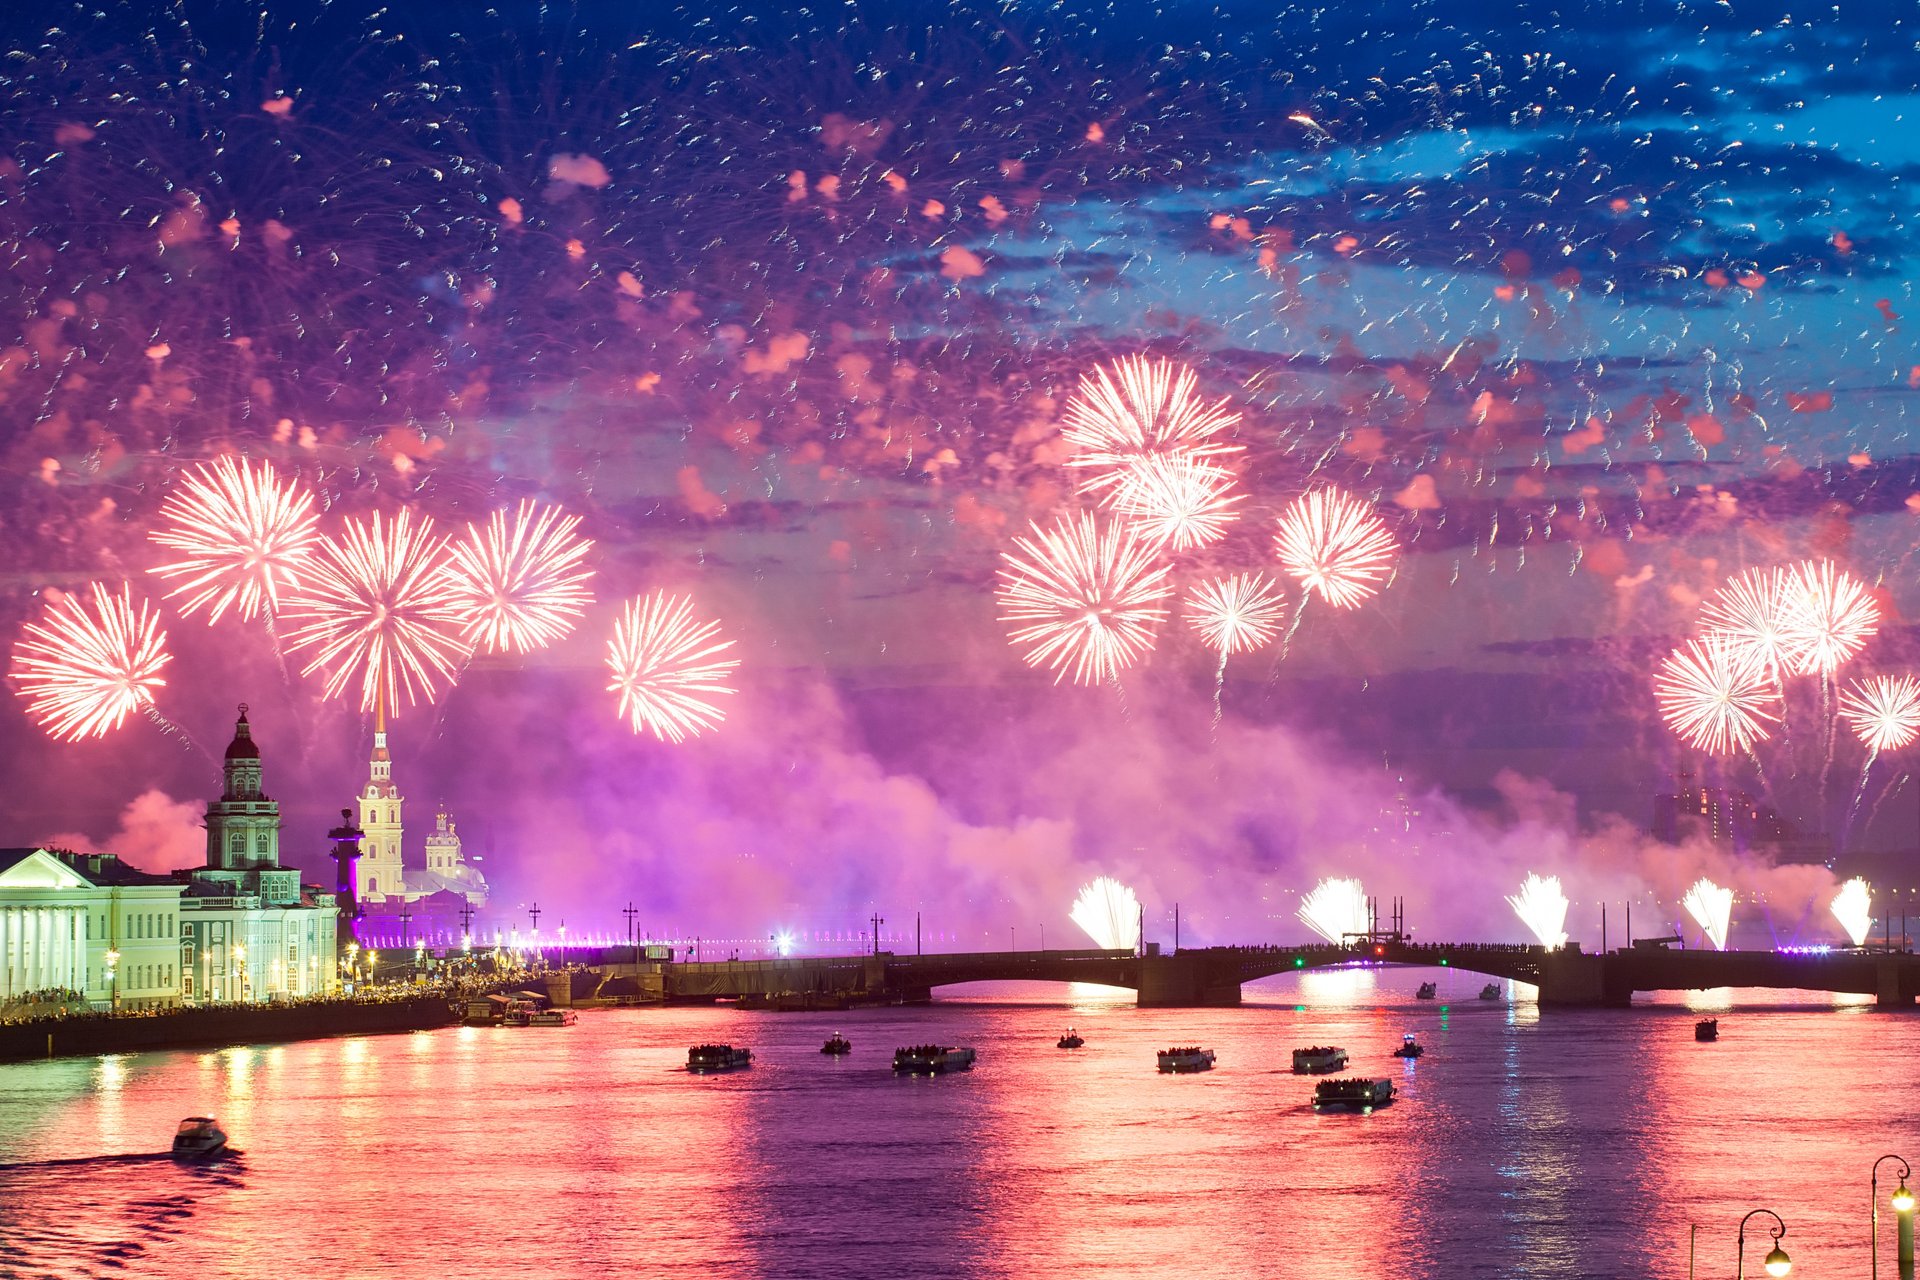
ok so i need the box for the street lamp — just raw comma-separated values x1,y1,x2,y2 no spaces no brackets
232,944,247,1001
104,948,119,1009
1873,1153,1915,1279
1736,1208,1791,1278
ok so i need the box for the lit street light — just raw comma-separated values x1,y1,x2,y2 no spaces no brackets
104,948,119,1009
232,944,247,1002
1873,1153,1915,1279
1736,1208,1791,1278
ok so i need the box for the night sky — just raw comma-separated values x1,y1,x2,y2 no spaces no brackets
3,0,1917,947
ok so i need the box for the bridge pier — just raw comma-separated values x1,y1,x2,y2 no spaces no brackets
1534,950,1631,1008
1876,957,1917,1009
1136,954,1242,1007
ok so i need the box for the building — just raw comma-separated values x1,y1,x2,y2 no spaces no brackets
0,847,185,1009
1652,774,1834,862
177,707,341,1003
353,716,488,909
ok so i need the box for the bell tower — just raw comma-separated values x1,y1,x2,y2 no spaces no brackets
205,704,280,870
356,707,406,901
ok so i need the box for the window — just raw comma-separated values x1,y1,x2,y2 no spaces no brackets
256,834,270,854
230,833,244,853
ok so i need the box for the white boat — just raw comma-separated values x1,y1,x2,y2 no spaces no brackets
687,1044,753,1072
1156,1047,1215,1073
1478,983,1501,1001
1313,1078,1394,1113
171,1116,228,1161
528,1008,577,1027
1291,1045,1349,1074
893,1045,976,1074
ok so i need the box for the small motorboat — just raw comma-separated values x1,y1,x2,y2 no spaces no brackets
1695,1018,1719,1042
1156,1047,1216,1073
1415,982,1438,1000
821,1033,852,1055
1392,1033,1425,1059
1056,1027,1084,1049
894,1045,976,1074
171,1116,229,1161
687,1044,754,1072
1291,1045,1349,1074
528,1008,577,1027
1313,1078,1394,1114
1478,983,1502,1001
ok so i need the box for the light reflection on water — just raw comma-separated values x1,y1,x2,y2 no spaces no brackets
0,973,1909,1278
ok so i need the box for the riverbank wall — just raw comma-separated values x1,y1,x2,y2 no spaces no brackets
0,995,458,1064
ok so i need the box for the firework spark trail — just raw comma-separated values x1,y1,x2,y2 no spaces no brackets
441,500,597,654
1681,878,1733,950
1060,355,1243,498
1779,559,1879,678
1839,675,1920,753
1108,455,1244,550
1297,877,1370,945
1069,877,1142,951
996,511,1174,686
281,510,472,717
1187,572,1287,729
1272,487,1397,610
1697,566,1795,685
1831,876,1874,947
1505,873,1569,948
606,590,739,743
147,455,322,624
8,583,171,741
1653,636,1780,755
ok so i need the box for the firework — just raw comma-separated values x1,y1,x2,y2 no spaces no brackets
1505,873,1570,948
996,511,1174,685
1186,573,1287,656
1060,355,1243,497
1069,876,1142,951
1696,567,1794,682
606,590,739,743
147,456,322,623
1272,488,1398,609
1297,877,1370,945
1653,637,1780,755
1108,454,1244,550
1831,876,1873,947
1839,675,1920,754
441,501,596,654
282,510,471,716
9,583,171,741
1778,559,1879,677
1681,878,1733,951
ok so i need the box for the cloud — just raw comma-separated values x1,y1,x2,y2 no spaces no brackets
546,153,612,190
45,789,204,874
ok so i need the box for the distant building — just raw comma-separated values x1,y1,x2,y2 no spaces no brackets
352,718,488,910
1652,774,1833,862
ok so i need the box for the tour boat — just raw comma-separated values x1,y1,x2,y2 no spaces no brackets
1415,982,1438,1000
1313,1078,1394,1113
821,1033,852,1055
1392,1033,1425,1059
171,1116,229,1161
1695,1018,1718,1042
1156,1047,1216,1073
528,1008,577,1027
1056,1028,1085,1049
1291,1045,1349,1074
1478,983,1502,1001
687,1044,754,1072
893,1045,977,1074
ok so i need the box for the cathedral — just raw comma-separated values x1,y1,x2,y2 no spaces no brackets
353,717,489,909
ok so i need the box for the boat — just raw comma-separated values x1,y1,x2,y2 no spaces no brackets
1056,1027,1084,1049
1392,1033,1425,1059
687,1044,754,1072
1313,1078,1395,1113
1291,1045,1349,1074
500,997,539,1027
1478,983,1501,1001
893,1045,977,1074
1156,1047,1216,1073
528,1008,577,1027
821,1033,852,1055
1695,1018,1718,1042
171,1116,229,1161
1415,982,1438,1000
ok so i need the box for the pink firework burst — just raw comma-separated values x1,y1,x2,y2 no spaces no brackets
997,511,1174,685
1060,355,1243,497
281,510,471,716
147,455,321,623
606,591,739,743
9,583,172,741
1654,636,1781,755
1778,559,1879,677
1108,455,1244,551
1839,674,1920,753
1272,487,1398,609
1697,566,1795,681
1186,572,1287,655
441,501,596,654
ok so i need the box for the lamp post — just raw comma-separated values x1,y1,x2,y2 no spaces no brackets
104,948,119,1010
1736,1208,1792,1279
1874,1154,1915,1279
232,944,247,1002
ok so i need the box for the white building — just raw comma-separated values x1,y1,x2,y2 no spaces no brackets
354,717,487,907
0,848,185,1010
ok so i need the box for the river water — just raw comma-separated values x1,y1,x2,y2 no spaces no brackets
0,971,1907,1279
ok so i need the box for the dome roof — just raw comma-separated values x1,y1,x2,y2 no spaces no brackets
224,705,260,760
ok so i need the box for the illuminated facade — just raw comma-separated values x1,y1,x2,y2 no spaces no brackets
0,848,184,1009
352,723,488,908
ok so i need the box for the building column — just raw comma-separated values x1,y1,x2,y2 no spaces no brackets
0,908,10,997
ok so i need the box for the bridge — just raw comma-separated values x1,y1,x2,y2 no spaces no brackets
590,939,1920,1009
